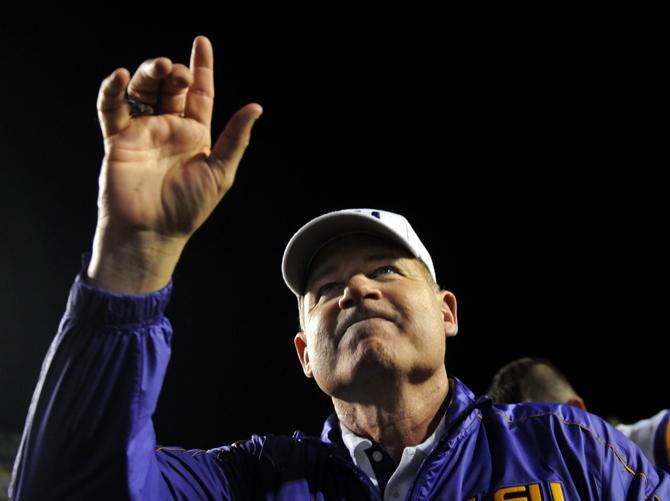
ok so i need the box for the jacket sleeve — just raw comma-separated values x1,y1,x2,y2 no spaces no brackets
8,256,242,500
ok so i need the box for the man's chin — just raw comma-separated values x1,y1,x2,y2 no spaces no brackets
342,319,394,343
348,342,402,377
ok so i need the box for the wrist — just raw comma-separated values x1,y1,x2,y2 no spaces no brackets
86,226,187,294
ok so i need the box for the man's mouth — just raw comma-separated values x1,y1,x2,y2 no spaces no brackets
336,309,396,340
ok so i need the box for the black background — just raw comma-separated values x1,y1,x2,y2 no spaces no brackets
1,13,666,449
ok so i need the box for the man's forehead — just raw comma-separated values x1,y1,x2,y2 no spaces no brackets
305,234,413,285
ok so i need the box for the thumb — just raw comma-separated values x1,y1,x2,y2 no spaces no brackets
208,103,263,192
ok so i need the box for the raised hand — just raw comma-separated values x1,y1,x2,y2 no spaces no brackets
87,36,262,293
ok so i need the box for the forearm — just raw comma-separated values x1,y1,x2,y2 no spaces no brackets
10,267,174,499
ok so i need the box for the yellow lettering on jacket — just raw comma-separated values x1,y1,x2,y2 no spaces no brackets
494,485,526,500
550,482,565,501
479,481,566,501
527,483,542,501
493,483,544,500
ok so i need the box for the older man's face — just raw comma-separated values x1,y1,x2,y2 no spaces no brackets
293,234,458,399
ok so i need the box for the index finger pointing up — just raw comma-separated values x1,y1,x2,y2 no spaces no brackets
184,36,215,127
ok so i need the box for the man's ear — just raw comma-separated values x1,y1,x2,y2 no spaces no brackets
294,331,313,378
566,396,587,411
439,290,458,338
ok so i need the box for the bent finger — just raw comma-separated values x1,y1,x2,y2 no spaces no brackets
97,68,131,138
156,63,193,115
127,57,172,105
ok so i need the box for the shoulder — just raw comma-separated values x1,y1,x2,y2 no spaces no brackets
481,400,628,450
482,401,665,485
484,400,604,429
617,409,670,471
617,409,670,437
204,431,333,468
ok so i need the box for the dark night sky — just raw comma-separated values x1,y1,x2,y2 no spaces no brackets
1,15,666,449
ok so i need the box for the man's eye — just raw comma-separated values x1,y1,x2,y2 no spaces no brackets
371,265,398,277
317,282,341,298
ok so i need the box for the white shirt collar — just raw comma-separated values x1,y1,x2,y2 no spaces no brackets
339,408,448,464
338,398,450,500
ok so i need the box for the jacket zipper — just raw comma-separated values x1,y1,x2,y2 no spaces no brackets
405,401,487,501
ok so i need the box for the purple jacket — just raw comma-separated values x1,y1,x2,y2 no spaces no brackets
10,266,670,500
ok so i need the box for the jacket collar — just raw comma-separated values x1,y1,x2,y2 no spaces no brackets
317,377,491,454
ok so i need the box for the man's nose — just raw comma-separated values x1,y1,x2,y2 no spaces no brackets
338,274,382,309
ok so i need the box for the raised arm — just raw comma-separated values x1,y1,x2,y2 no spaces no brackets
9,36,262,500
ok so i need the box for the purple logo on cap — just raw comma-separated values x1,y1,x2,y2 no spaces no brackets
371,211,381,219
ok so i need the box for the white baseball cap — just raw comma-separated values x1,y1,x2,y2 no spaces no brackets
282,208,436,296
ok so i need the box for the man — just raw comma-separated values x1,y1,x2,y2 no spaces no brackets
487,358,586,409
9,36,670,500
488,356,670,473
